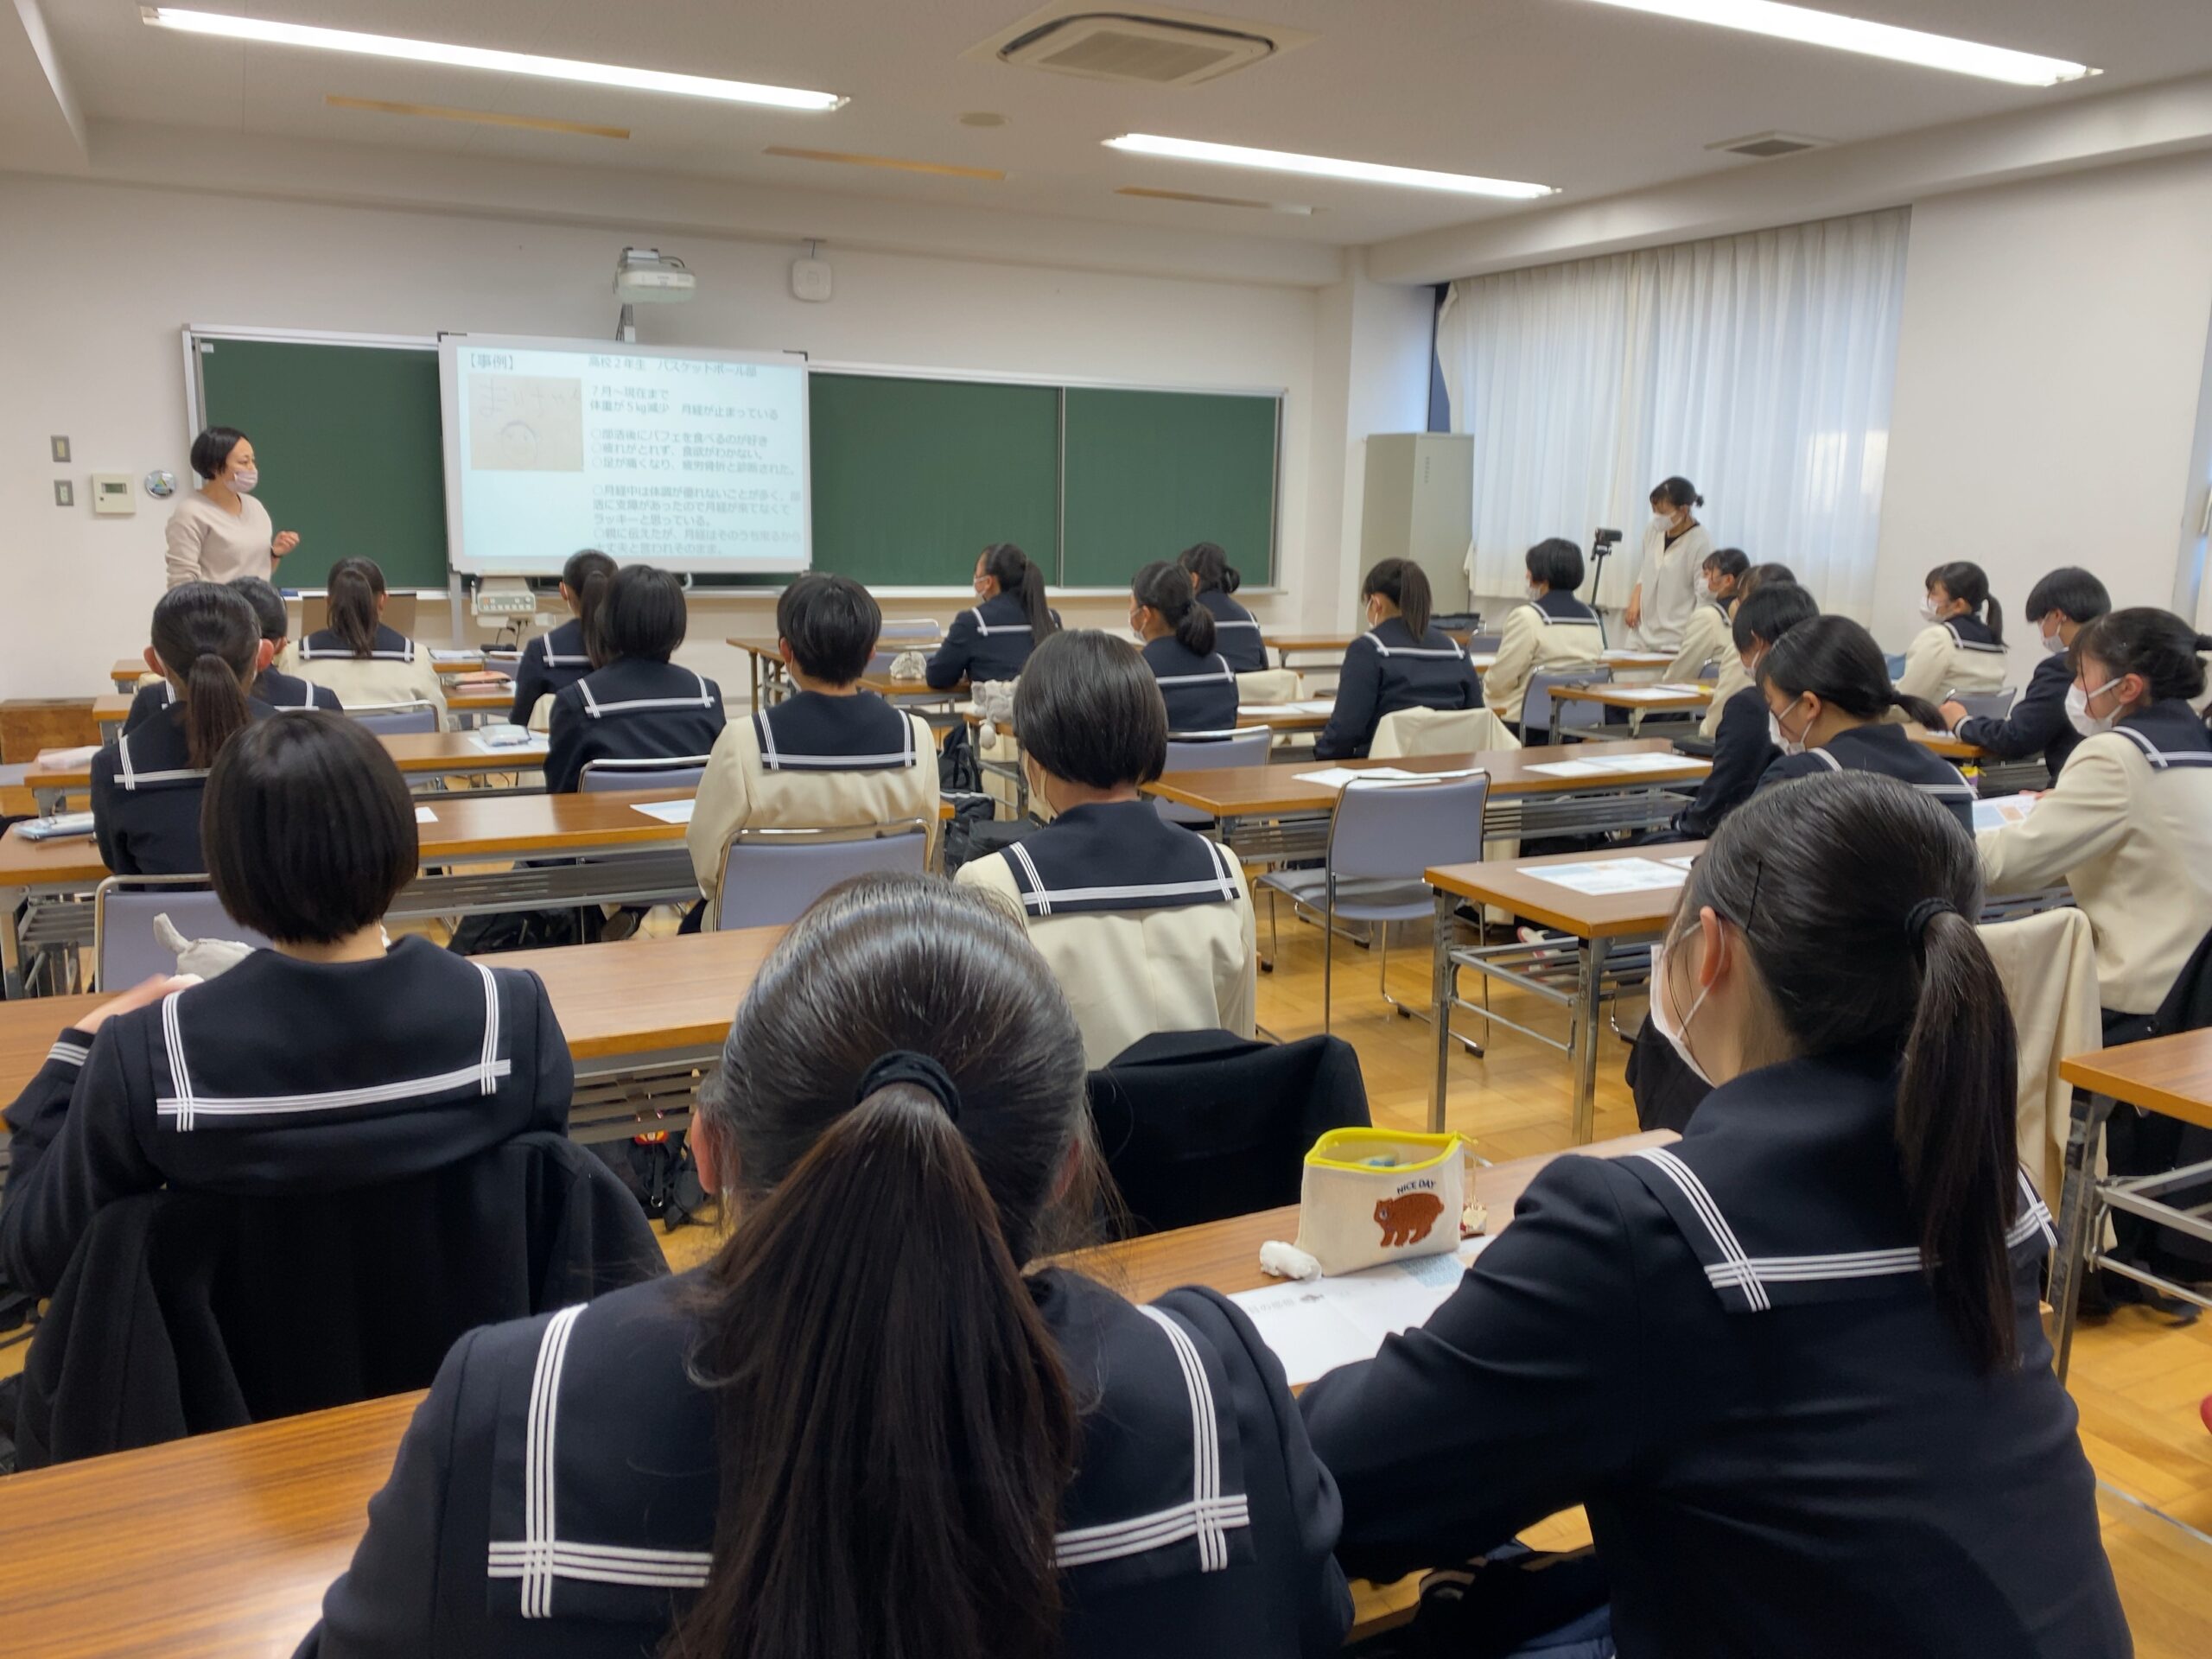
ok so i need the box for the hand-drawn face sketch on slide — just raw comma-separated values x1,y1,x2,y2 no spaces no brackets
468,373,584,471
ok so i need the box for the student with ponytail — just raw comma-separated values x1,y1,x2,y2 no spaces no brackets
1304,774,2125,1657
1179,541,1268,672
92,582,271,874
1131,558,1238,734
507,547,614,728
1695,560,1797,740
302,873,1351,1657
294,556,448,723
928,541,1062,690
1662,545,1751,683
1315,557,1480,760
1754,613,1977,833
1896,559,2007,701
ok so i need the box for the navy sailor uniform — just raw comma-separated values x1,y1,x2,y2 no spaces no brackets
1757,721,1977,835
1669,683,1776,840
1954,648,2082,783
957,799,1257,1067
1314,617,1482,760
543,658,727,795
296,1266,1351,1657
1196,587,1268,673
1897,613,2008,701
0,936,573,1299
685,689,939,915
91,696,277,875
1301,1048,2127,1659
1483,591,1605,728
123,671,337,734
294,624,448,722
925,590,1060,689
506,618,592,728
1980,699,2212,1014
1142,634,1241,736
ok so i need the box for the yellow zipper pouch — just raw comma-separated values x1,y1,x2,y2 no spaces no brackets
1294,1128,1466,1275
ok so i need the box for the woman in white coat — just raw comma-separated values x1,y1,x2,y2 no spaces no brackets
1622,477,1713,654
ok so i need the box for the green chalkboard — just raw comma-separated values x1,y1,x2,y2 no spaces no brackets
1061,388,1279,588
195,338,449,590
808,374,1060,587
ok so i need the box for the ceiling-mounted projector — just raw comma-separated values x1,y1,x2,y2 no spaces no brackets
614,247,696,303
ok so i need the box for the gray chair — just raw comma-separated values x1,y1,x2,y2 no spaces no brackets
1884,652,1909,680
578,757,710,793
1465,632,1503,655
348,702,440,736
715,819,931,930
1158,728,1273,826
93,875,269,992
1253,772,1490,1044
1955,688,2018,722
1524,665,1612,741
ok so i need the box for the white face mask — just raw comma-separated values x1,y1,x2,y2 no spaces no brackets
2066,677,2123,738
1649,925,1715,1087
1527,583,1546,602
230,467,258,493
1652,512,1675,532
2041,620,2068,656
1768,702,1809,757
1920,597,1943,623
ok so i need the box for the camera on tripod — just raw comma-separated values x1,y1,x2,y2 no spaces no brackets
1586,528,1623,600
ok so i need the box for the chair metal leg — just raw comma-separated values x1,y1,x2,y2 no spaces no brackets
1265,887,1279,974
2051,1090,2116,1383
1383,912,1483,1055
1321,879,1335,1035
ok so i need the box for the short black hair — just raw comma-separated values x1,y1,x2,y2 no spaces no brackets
1703,547,1751,583
2024,567,2111,628
1014,630,1167,790
226,575,289,643
190,425,249,481
1731,581,1818,652
777,573,880,684
1525,537,1584,591
204,713,416,944
594,565,688,666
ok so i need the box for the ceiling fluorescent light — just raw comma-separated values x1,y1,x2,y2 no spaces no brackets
142,8,845,110
1578,0,2095,87
1104,134,1552,200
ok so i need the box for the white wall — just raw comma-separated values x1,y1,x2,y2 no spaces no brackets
1873,151,2212,687
0,172,1369,702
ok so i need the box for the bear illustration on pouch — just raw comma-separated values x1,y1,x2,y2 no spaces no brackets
1373,1190,1445,1248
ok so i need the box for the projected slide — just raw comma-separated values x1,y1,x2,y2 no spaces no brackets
438,335,810,575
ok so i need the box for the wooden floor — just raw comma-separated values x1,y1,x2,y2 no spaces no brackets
5,904,2209,1649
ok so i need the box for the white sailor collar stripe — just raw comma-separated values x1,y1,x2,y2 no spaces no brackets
1154,657,1236,686
1363,630,1466,659
48,1039,90,1068
116,729,208,792
2111,725,2212,771
1941,621,2005,654
1006,832,1239,918
578,671,714,718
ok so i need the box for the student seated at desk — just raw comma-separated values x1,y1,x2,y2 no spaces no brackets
926,542,1060,690
1179,540,1268,672
124,576,340,734
1132,559,1239,734
1483,538,1605,735
1896,559,2007,702
1314,558,1481,760
301,873,1351,1658
1757,615,1975,834
94,582,274,875
3,713,573,1300
1941,566,2111,785
1979,607,2212,1033
957,631,1257,1068
507,547,613,728
1304,777,2125,1658
294,557,448,722
1662,545,1749,682
687,573,938,917
1668,581,1817,841
1695,560,1795,741
544,564,726,794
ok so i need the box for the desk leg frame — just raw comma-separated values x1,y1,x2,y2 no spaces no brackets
1568,932,1608,1144
1429,887,1453,1133
2050,1090,2115,1383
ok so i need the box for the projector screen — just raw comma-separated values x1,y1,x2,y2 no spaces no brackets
437,334,810,576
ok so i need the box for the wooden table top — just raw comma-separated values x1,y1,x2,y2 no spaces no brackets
1427,842,1706,938
1463,649,1676,675
728,634,947,658
0,1130,1672,1658
25,732,549,791
110,655,501,688
1141,741,1708,818
962,702,1332,734
1547,683,1713,710
1909,726,1984,760
0,789,698,892
0,925,785,1099
2059,1031,2212,1133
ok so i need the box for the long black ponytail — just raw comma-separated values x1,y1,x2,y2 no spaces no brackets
1133,559,1217,656
2069,607,2212,704
1928,560,2003,645
1178,541,1241,595
562,547,616,662
1363,556,1433,639
1759,613,1944,730
982,543,1058,641
151,582,260,770
325,557,386,658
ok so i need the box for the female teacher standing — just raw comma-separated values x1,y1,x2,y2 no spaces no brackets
1621,475,1712,653
163,427,301,588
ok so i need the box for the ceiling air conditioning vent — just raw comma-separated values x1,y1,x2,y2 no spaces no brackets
993,10,1283,86
1707,130,1832,160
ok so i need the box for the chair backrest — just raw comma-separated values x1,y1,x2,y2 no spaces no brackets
1955,688,2018,722
1465,632,1503,654
1235,667,1300,704
1370,705,1517,759
1979,906,2102,1213
1884,652,1909,680
93,877,270,993
715,822,931,930
1157,728,1274,825
578,756,709,793
1522,665,1611,734
346,701,438,736
1326,772,1491,883
1694,658,1719,682
1088,1029,1370,1235
878,620,941,641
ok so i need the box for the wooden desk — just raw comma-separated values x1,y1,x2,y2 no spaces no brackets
1425,843,1705,1141
961,702,1332,736
0,1130,1670,1657
24,732,550,811
110,655,501,692
728,637,954,710
1543,682,1713,743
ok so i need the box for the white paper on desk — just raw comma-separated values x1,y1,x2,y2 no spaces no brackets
470,726,545,753
632,798,696,825
414,806,437,823
1973,792,2040,833
1231,1238,1496,1388
1522,857,1689,896
1523,759,1616,779
1294,766,1484,792
1575,752,1700,775
16,811,96,840
1288,698,1338,715
429,649,477,664
1605,684,1707,702
1660,854,1700,871
33,745,102,767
